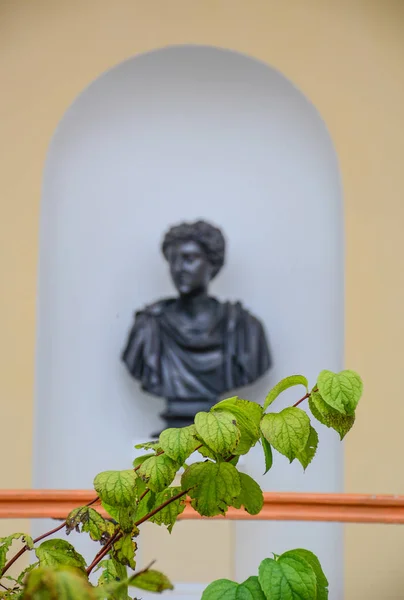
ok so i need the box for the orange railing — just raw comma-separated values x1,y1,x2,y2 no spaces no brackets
1,491,404,524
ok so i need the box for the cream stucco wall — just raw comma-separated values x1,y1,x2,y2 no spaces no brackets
1,1,404,597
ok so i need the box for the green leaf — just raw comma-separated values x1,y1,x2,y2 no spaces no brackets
296,426,318,470
102,506,136,534
35,539,87,572
242,576,266,600
263,376,308,411
258,555,317,600
93,470,139,507
94,580,128,600
129,569,174,592
0,534,34,572
148,487,187,532
134,440,162,451
260,407,311,462
195,411,240,455
119,508,138,535
261,435,273,474
0,590,23,600
181,461,241,517
103,508,139,537
133,453,155,469
195,441,239,465
281,549,328,600
309,390,355,440
0,591,24,600
16,562,39,586
212,397,263,454
197,445,217,460
232,472,263,515
94,558,129,599
66,506,113,542
133,490,156,523
101,502,120,523
201,579,257,599
201,579,238,599
138,454,179,492
159,425,200,464
23,536,33,551
95,558,127,587
112,535,137,570
23,567,95,600
308,391,334,426
95,558,126,580
317,370,363,415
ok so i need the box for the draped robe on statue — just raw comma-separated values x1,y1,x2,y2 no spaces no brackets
122,298,271,423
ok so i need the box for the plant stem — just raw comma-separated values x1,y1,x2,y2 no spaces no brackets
139,488,150,502
0,530,53,581
225,455,236,462
87,496,100,507
33,521,66,545
86,531,121,576
0,496,100,579
2,443,192,581
293,392,310,407
130,559,156,580
87,486,192,575
1,546,31,579
88,459,195,575
134,488,191,528
133,450,164,473
293,387,318,408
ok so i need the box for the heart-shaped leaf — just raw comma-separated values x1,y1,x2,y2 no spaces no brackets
264,376,308,411
94,470,139,507
195,411,240,455
181,462,241,517
317,370,363,415
259,554,317,600
260,408,311,462
159,425,200,465
309,390,355,440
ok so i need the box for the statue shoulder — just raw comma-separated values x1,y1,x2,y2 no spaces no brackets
223,301,271,379
224,301,264,330
136,298,175,318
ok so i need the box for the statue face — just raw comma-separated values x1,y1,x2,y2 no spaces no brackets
167,240,213,296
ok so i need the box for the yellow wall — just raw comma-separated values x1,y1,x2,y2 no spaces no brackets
1,0,404,597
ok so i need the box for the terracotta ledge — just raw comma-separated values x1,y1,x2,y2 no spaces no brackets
1,491,404,523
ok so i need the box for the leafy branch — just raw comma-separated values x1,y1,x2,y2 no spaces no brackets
0,496,100,580
0,368,363,599
134,487,191,527
86,487,190,576
86,531,121,576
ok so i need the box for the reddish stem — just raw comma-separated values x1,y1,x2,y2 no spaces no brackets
134,488,191,527
1,496,100,579
2,442,196,580
139,488,150,502
86,486,184,576
293,392,310,408
293,387,318,408
86,531,121,576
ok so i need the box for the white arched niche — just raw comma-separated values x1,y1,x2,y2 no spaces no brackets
34,46,344,599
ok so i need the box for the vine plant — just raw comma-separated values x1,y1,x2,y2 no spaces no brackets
0,369,363,599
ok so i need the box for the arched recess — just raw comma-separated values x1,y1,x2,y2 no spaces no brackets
34,45,343,598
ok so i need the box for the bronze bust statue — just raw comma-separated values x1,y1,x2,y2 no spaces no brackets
122,220,271,435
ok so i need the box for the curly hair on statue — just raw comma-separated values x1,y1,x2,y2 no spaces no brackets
161,219,226,279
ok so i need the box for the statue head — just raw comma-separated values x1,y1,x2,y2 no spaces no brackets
162,220,226,296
